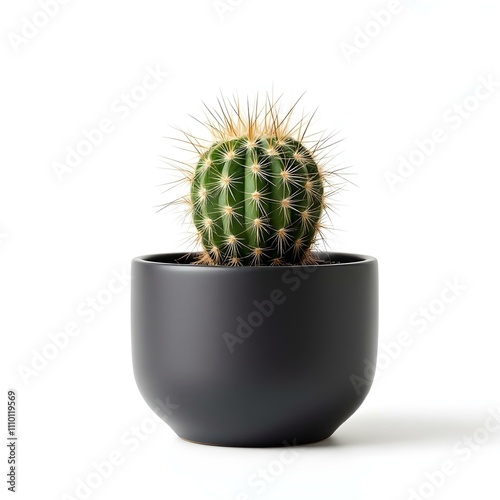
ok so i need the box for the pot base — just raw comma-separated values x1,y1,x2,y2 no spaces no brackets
178,431,335,448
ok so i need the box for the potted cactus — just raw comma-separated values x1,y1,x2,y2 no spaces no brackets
131,95,378,447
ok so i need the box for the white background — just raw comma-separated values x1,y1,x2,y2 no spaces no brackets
2,0,500,499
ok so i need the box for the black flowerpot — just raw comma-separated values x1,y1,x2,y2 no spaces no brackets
131,252,378,447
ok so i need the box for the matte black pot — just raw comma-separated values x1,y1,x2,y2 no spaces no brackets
131,252,378,447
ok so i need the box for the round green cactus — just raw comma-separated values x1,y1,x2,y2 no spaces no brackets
166,95,338,266
191,136,324,266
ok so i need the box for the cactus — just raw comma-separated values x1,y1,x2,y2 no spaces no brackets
167,95,340,266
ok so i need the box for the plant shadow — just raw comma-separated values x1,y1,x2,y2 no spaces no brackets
304,413,479,448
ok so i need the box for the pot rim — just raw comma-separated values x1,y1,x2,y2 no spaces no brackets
132,251,376,269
